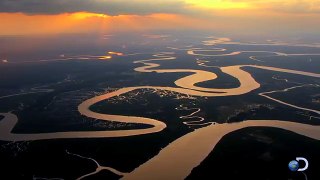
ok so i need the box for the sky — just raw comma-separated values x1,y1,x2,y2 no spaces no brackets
0,0,320,36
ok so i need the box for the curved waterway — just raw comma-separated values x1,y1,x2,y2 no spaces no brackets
1,53,319,141
122,120,320,180
1,42,320,179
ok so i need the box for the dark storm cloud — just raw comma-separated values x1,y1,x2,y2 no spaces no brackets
0,0,191,15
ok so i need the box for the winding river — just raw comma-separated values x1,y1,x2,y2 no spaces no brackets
0,38,320,179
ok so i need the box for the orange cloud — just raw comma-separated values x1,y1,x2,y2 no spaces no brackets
218,0,320,13
0,7,319,36
0,12,221,35
0,13,101,35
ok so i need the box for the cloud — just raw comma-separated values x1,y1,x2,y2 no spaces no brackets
2,0,319,17
0,0,192,15
223,0,320,13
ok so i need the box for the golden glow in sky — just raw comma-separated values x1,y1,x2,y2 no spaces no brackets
186,0,250,9
0,0,319,35
71,12,109,19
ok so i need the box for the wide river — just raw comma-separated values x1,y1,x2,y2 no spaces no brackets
0,40,320,179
